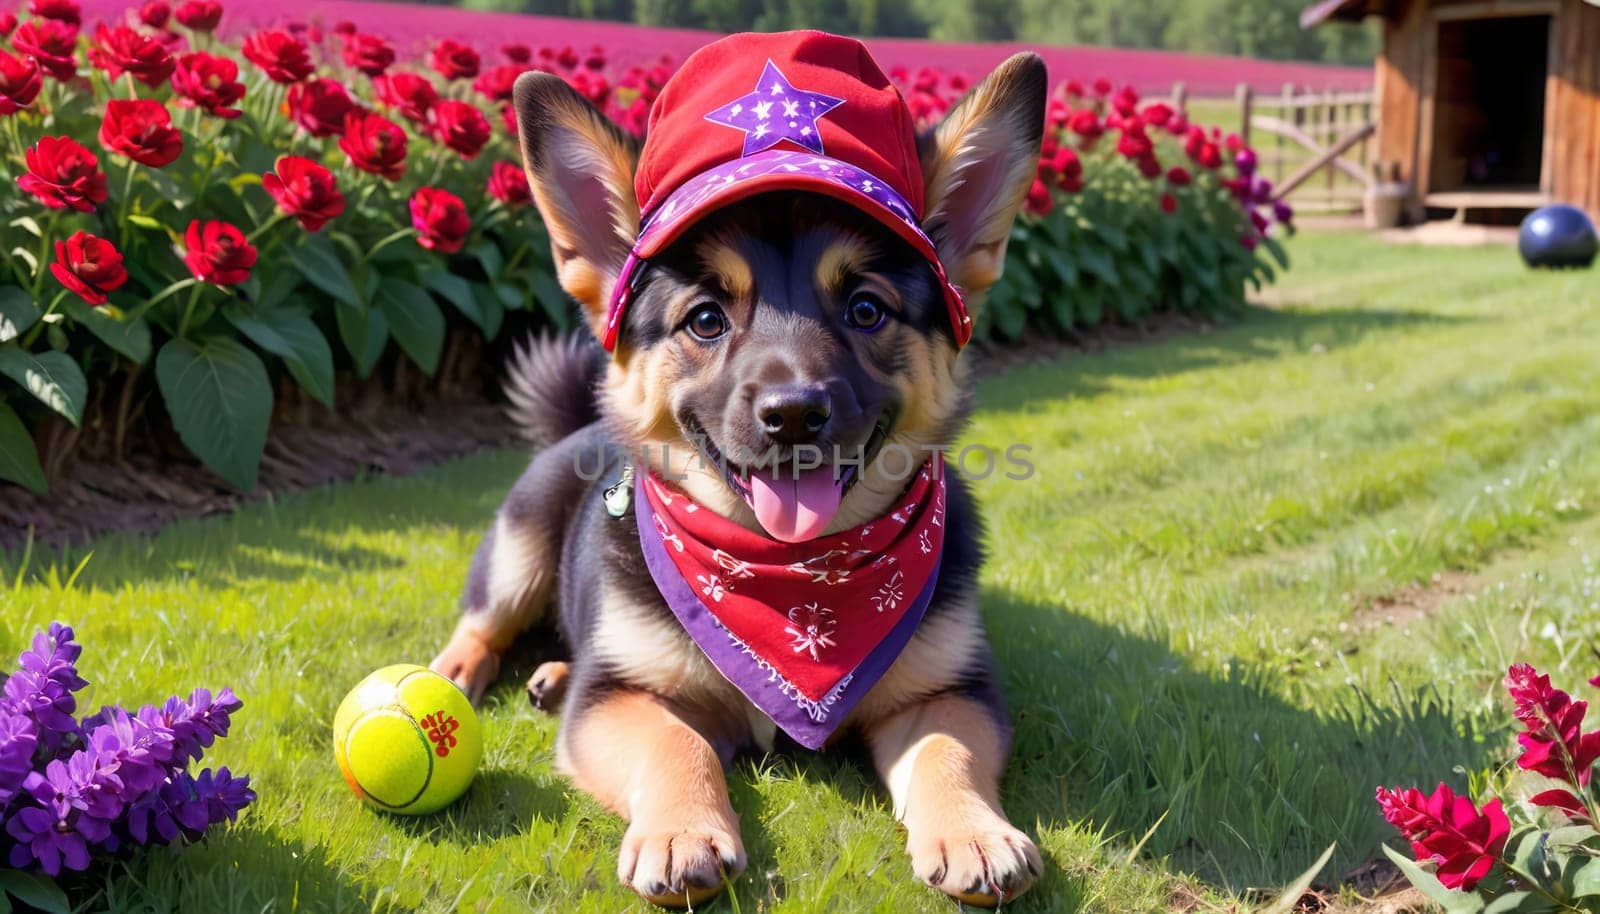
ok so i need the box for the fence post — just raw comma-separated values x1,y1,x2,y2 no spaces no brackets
1235,82,1253,145
1171,80,1187,116
1280,82,1295,185
1325,89,1336,200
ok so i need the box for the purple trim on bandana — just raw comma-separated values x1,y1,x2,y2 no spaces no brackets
600,148,972,351
634,473,941,749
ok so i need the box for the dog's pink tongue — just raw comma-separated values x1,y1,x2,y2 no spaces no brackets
747,468,844,543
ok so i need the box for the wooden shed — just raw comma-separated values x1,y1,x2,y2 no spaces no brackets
1302,0,1600,222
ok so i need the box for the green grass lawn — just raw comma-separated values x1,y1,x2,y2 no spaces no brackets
6,230,1600,913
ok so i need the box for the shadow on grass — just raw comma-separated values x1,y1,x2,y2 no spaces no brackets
981,304,1467,411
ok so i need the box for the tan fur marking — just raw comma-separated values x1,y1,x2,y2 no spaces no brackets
847,601,986,726
699,239,754,301
814,236,874,296
866,694,1043,905
559,690,746,906
589,581,752,713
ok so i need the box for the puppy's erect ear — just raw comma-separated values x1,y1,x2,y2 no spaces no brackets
918,52,1046,306
513,71,641,339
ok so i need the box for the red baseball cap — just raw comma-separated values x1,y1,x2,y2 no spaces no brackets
603,30,972,351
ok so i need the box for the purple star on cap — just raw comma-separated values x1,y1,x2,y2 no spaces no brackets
704,60,846,158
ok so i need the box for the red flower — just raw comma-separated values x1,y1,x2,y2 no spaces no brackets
1166,166,1191,186
1116,127,1152,160
1159,192,1177,214
555,45,579,71
1141,102,1173,127
429,38,479,81
487,160,529,205
1136,154,1161,179
372,72,436,124
1224,132,1243,152
339,110,407,180
0,13,15,37
1111,85,1139,116
1185,128,1222,170
1506,663,1600,785
12,20,79,81
501,42,530,64
50,231,126,305
1376,783,1508,891
139,0,170,29
171,51,244,119
29,0,79,26
500,102,515,136
429,99,490,159
184,219,256,285
242,29,312,84
410,187,470,253
0,50,43,114
262,155,344,231
341,33,393,77
332,20,356,37
566,69,608,105
1530,788,1590,820
1061,79,1084,98
173,0,220,31
90,24,175,87
1068,108,1102,140
1023,177,1052,216
99,99,182,167
473,63,524,103
285,78,354,137
18,136,107,211
1091,76,1111,96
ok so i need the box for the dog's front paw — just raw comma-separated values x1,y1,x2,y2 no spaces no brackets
618,819,745,908
430,623,501,704
906,806,1042,907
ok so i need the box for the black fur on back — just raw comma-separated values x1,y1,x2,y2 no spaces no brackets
502,333,604,449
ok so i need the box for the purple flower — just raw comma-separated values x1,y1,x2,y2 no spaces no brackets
1273,199,1295,226
3,622,88,750
25,752,124,821
5,801,109,875
84,706,176,793
195,767,255,824
1235,147,1258,176
160,687,243,764
0,709,38,806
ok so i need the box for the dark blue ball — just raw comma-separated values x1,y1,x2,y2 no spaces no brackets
1519,204,1598,269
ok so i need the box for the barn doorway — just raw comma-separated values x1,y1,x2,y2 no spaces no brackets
1428,14,1549,196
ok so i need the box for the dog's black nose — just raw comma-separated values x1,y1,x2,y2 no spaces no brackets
756,384,831,444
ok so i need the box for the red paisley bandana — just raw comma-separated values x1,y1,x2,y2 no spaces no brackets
638,459,946,743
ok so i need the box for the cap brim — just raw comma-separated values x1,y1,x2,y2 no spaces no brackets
604,149,971,351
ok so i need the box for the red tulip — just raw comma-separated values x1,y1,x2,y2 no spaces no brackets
18,136,107,212
428,99,490,159
1136,154,1161,179
242,29,312,84
340,33,393,77
285,78,355,137
409,187,470,253
0,13,16,37
332,20,357,37
1377,783,1509,892
1023,178,1052,216
1067,108,1101,140
1166,166,1191,186
429,38,479,81
501,42,530,64
473,63,524,103
0,50,43,114
339,110,407,180
29,0,79,26
262,155,343,231
556,45,579,71
90,24,176,87
139,0,171,29
184,219,257,285
99,99,182,167
12,20,79,81
486,160,529,206
1159,192,1177,214
173,0,220,31
1141,102,1173,127
51,231,127,305
171,51,245,119
1116,127,1152,160
371,72,436,125
1091,76,1111,96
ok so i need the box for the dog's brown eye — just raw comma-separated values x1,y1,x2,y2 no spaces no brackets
686,303,728,340
846,293,887,332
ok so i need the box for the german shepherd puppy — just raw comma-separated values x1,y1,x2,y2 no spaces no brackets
432,44,1047,908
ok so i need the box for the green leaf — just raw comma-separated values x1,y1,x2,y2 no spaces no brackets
288,233,362,308
0,287,39,343
225,307,336,407
0,347,87,426
1383,844,1486,914
420,268,481,327
155,336,272,491
374,278,445,375
251,271,301,313
0,870,69,914
470,283,504,340
1263,235,1290,270
0,398,46,495
335,301,389,379
126,213,165,231
527,264,571,330
1261,843,1336,914
472,239,504,278
1571,855,1600,897
64,300,152,363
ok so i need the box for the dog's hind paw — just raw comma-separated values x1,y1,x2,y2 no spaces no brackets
908,810,1042,907
618,821,745,908
526,661,569,713
430,624,501,705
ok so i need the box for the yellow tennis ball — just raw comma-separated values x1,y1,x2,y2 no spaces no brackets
333,664,482,815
